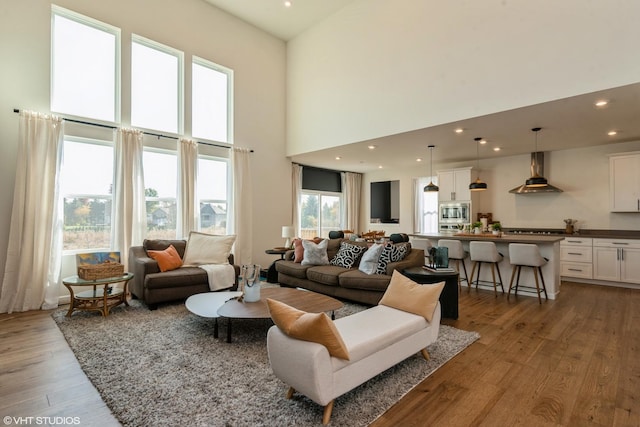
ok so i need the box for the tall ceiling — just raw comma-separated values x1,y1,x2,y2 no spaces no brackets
203,0,640,172
203,0,357,41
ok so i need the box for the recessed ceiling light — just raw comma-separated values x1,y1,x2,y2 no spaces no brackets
335,156,341,160
608,130,618,136
493,147,501,152
284,1,292,7
455,128,464,134
416,158,423,162
378,165,383,169
368,145,377,150
480,139,487,144
595,100,608,107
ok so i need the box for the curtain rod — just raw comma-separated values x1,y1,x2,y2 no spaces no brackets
12,109,253,152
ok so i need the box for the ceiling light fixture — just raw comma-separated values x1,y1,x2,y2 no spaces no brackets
284,1,292,7
368,145,377,150
608,130,618,136
424,145,439,192
469,137,487,191
595,100,608,107
493,147,501,152
455,128,464,134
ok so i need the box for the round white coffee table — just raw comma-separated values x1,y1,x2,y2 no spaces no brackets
185,291,243,339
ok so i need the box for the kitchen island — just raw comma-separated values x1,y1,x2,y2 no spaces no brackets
410,233,565,300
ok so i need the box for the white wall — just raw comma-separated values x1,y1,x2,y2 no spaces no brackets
287,0,640,156
0,0,290,286
361,140,640,234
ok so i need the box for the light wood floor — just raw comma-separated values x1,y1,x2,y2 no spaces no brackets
1,281,638,426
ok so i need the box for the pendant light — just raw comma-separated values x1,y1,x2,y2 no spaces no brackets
423,144,439,192
525,127,548,187
469,137,487,191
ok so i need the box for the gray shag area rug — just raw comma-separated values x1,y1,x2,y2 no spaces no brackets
52,295,479,427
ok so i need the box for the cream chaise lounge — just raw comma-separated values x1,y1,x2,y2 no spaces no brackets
266,271,444,425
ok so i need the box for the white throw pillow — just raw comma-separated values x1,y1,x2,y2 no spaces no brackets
301,239,329,266
358,243,384,275
182,232,236,266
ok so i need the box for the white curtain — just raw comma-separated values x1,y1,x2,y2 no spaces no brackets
112,128,146,269
413,178,424,233
177,138,198,239
231,147,253,265
341,171,362,233
292,163,303,237
0,111,64,313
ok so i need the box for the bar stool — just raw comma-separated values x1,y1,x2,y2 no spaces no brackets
508,243,548,304
438,239,468,293
469,241,504,296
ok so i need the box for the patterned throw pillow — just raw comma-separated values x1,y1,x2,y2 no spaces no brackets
375,242,411,275
330,241,367,268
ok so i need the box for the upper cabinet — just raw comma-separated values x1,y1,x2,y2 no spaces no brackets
438,167,473,202
610,152,640,212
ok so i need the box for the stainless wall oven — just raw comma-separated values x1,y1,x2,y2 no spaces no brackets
439,202,471,231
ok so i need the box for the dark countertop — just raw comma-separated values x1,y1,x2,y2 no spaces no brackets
410,233,565,244
412,229,640,242
562,229,640,239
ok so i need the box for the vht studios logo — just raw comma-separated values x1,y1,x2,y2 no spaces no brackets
3,416,81,425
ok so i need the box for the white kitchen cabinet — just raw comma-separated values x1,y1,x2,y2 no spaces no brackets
560,238,592,279
438,167,472,202
593,238,640,284
609,152,640,212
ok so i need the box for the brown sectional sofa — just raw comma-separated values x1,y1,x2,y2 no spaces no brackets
128,239,239,309
275,238,425,305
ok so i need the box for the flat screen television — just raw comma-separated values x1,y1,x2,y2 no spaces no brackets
370,180,399,224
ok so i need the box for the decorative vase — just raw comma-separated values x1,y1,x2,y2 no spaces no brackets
241,264,261,302
492,230,499,235
565,224,574,234
474,227,481,234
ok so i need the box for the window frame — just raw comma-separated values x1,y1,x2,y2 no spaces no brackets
142,146,179,240
131,34,184,136
60,136,115,255
299,190,343,239
192,56,234,144
197,154,231,234
51,5,121,125
415,176,439,234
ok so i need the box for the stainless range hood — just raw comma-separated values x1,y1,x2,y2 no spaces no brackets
509,152,563,194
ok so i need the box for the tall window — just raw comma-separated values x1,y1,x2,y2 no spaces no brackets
300,192,341,239
416,177,439,233
131,36,183,134
192,57,233,143
198,156,229,234
299,167,343,238
51,6,120,122
60,138,114,251
143,149,178,239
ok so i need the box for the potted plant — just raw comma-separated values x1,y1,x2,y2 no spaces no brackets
491,222,502,235
472,221,483,234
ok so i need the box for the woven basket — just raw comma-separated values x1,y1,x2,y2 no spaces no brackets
78,261,124,280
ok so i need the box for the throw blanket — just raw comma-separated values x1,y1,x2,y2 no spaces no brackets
198,264,236,291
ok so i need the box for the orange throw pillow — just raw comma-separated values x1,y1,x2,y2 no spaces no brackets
147,244,183,272
267,298,350,360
